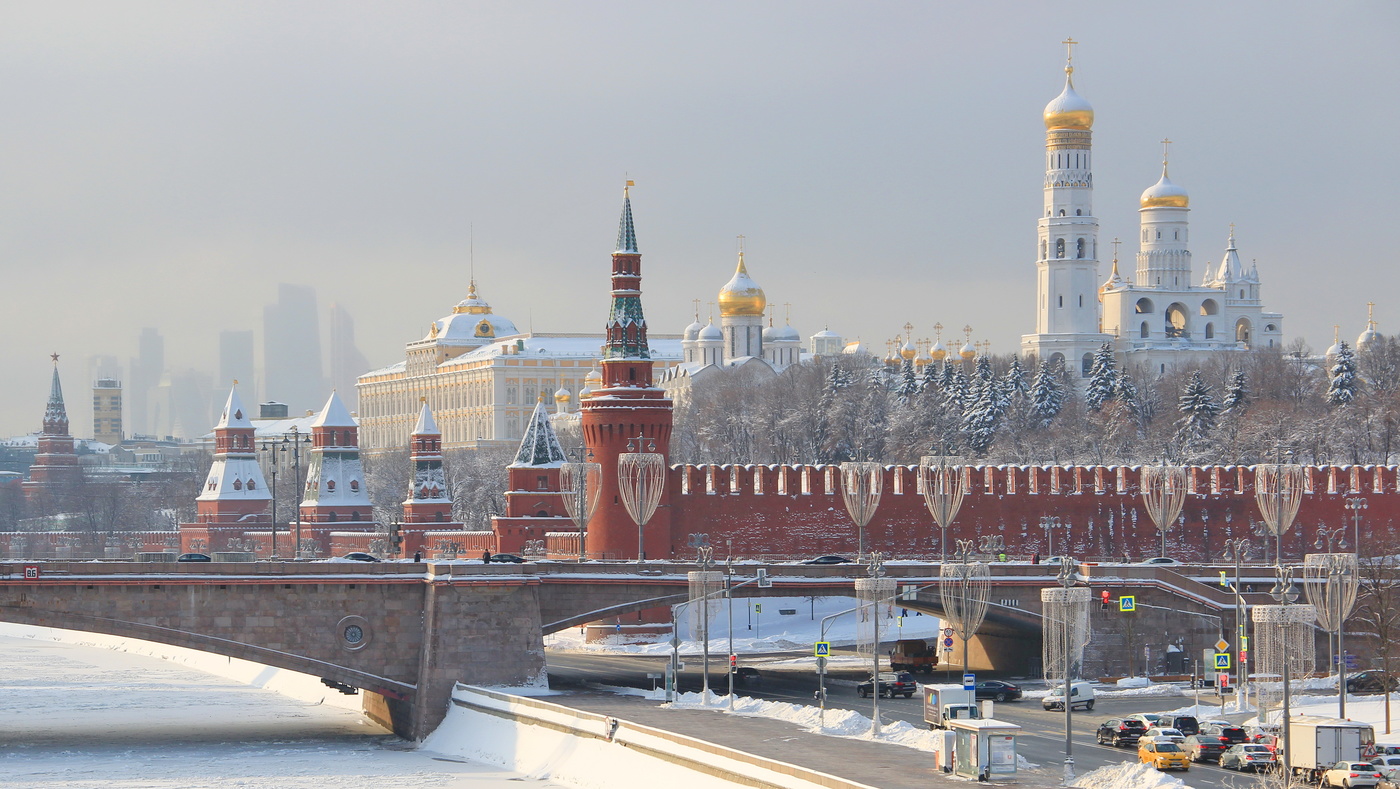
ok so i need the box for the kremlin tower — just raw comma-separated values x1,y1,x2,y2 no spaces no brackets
491,398,575,554
299,391,376,555
181,384,270,553
23,355,84,514
400,399,464,557
580,184,674,559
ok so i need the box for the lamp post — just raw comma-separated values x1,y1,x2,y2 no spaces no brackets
857,551,893,737
618,434,664,563
1221,538,1251,713
1314,524,1348,553
841,461,883,560
1260,566,1309,778
693,537,716,700
260,438,285,558
1042,557,1089,787
1255,449,1304,565
1040,515,1061,557
1345,497,1369,557
561,447,600,561
920,453,964,563
288,426,311,559
941,539,990,676
1305,553,1359,720
1141,460,1187,560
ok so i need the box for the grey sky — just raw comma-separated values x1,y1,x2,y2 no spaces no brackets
3,2,1397,437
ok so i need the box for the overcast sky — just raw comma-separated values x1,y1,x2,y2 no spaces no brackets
2,2,1397,438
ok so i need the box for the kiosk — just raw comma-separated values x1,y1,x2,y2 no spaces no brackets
948,718,1022,781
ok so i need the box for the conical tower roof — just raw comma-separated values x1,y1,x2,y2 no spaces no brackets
214,384,253,429
412,399,439,436
615,183,638,254
310,390,357,428
510,400,567,468
42,356,69,435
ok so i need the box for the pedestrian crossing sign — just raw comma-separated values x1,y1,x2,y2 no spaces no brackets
1215,652,1231,670
815,641,830,657
1119,596,1136,612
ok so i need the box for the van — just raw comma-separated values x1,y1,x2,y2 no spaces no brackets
1042,681,1095,711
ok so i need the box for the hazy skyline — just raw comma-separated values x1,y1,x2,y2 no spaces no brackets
2,2,1396,438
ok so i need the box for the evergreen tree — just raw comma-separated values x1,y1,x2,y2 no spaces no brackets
974,355,994,386
962,376,1001,456
943,366,970,416
1085,343,1119,411
1222,369,1250,416
1002,356,1030,402
940,360,955,389
1116,373,1143,424
896,358,920,403
920,359,941,393
1029,359,1065,428
1176,371,1220,444
1326,341,1361,407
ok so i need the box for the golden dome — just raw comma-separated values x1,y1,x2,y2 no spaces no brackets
959,341,976,361
1043,68,1094,131
900,339,917,361
1140,168,1189,208
718,251,766,318
452,280,494,315
929,340,947,362
553,386,571,403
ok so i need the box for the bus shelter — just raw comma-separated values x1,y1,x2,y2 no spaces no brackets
948,718,1022,781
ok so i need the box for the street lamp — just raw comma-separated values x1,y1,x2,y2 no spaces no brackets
1255,449,1304,565
618,434,664,563
1305,553,1359,719
287,426,312,559
1141,460,1187,560
688,535,719,700
1314,524,1348,553
840,461,883,560
1039,516,1061,558
260,438,285,558
560,448,600,561
856,551,894,737
940,539,990,677
1254,566,1314,778
1221,538,1251,713
919,453,965,563
1042,557,1090,787
1345,497,1369,557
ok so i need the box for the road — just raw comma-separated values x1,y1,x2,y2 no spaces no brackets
547,650,1265,789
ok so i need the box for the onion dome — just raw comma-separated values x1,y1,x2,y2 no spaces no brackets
773,323,800,342
553,386,571,403
1043,66,1094,131
718,251,766,318
698,322,723,342
1140,165,1189,209
1326,326,1342,361
585,366,603,386
1358,304,1380,351
959,341,977,361
900,339,917,361
683,320,704,341
929,340,948,362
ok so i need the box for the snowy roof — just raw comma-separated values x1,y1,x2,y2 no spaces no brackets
509,400,567,468
616,187,638,254
440,334,683,367
214,386,253,430
412,400,439,435
309,391,357,428
430,311,521,345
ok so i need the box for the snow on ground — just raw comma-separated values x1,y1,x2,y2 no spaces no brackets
1024,681,1186,701
545,595,947,656
1070,762,1190,789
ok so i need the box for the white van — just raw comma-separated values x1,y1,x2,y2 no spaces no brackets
1041,681,1095,711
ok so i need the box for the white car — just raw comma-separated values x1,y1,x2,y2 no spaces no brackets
1142,727,1187,744
1127,713,1164,728
1139,556,1182,565
1321,761,1385,788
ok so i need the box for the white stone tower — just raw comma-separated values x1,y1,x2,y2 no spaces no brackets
1137,140,1193,289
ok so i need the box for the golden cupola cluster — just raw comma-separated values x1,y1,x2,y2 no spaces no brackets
717,250,767,317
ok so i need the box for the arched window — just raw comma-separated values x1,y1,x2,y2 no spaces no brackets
435,512,445,522
1200,299,1219,316
1165,303,1189,338
1076,209,1082,216
349,480,359,492
1049,352,1066,370
1076,238,1086,258
1058,295,1063,308
1140,321,1150,338
1205,323,1215,339
352,511,360,521
1174,230,1179,240
1041,239,1047,259
327,479,336,491
1156,230,1161,240
1240,290,1245,299
1135,298,1155,314
1059,209,1066,217
1081,353,1094,378
328,511,338,523
1236,318,1253,348
247,480,256,490
1056,238,1065,258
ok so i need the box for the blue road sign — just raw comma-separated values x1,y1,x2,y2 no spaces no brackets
963,673,976,691
943,637,955,647
1119,596,1136,612
814,641,830,657
1215,652,1231,670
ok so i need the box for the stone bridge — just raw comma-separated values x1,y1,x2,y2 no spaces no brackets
0,559,1279,738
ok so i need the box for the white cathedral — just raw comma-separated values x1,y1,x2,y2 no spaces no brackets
1021,48,1284,377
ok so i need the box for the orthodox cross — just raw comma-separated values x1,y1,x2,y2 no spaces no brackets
1062,37,1077,66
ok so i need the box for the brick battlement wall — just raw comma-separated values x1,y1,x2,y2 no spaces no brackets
664,464,1399,561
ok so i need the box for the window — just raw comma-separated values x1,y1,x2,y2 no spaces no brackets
537,475,547,490
328,512,337,523
1135,298,1154,314
1174,230,1179,240
1077,238,1086,258
1081,353,1093,378
1056,238,1065,258
1079,295,1084,307
1059,209,1066,217
1200,299,1219,316
1058,295,1063,308
352,511,360,521
1205,323,1215,339
1140,321,1149,338
1076,209,1082,216
1165,303,1189,338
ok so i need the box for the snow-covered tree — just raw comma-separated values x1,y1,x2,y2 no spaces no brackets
1222,370,1250,416
1085,343,1119,412
962,376,1003,457
943,366,970,416
896,358,920,403
1002,356,1029,403
1176,371,1220,445
1029,358,1065,428
920,359,941,393
940,360,955,389
1115,373,1143,425
1326,341,1361,407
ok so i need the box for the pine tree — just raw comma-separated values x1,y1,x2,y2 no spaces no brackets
974,355,994,385
1222,370,1250,416
943,366,970,416
920,359,941,394
1116,373,1143,424
962,376,1001,456
1085,343,1119,412
1326,341,1361,407
940,360,955,389
1029,359,1065,428
896,358,920,403
1002,356,1029,402
1176,371,1220,444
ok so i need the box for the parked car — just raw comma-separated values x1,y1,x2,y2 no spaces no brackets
973,680,1022,702
176,553,212,562
803,555,854,565
1349,670,1400,694
1200,723,1249,745
1158,714,1199,736
1096,718,1147,747
1042,681,1095,711
1140,557,1182,565
1183,734,1229,763
1037,555,1069,565
1220,743,1279,772
734,667,761,686
342,552,380,562
1139,739,1190,771
487,553,526,564
857,672,917,699
1143,727,1187,744
1320,760,1384,787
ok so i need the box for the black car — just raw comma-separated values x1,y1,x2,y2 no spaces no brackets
803,555,854,565
176,553,212,562
1095,718,1147,747
487,553,526,564
1183,734,1229,762
1348,670,1400,694
974,681,1023,702
1159,714,1200,736
857,672,918,699
734,667,761,686
1200,724,1249,745
342,552,381,562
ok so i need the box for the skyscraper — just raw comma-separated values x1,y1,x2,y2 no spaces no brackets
262,284,326,415
128,328,164,438
218,330,256,398
328,303,369,409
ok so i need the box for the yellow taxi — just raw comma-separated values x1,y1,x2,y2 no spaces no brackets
1139,738,1191,771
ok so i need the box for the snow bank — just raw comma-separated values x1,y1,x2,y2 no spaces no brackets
1115,676,1151,688
1071,762,1190,789
665,690,949,753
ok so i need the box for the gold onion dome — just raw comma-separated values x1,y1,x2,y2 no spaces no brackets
900,339,917,360
553,386,570,403
959,341,977,360
1043,67,1094,131
1140,166,1190,209
717,251,766,317
929,340,948,362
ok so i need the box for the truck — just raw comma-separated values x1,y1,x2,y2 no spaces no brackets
889,638,939,674
1286,717,1377,782
923,684,980,729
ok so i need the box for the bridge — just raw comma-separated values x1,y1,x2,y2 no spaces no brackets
0,559,1281,738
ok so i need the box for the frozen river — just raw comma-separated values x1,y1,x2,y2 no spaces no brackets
0,628,567,788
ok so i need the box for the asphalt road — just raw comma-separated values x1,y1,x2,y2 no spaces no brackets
547,650,1268,789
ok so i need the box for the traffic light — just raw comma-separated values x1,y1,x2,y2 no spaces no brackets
730,654,737,668
389,522,403,555
1101,590,1111,610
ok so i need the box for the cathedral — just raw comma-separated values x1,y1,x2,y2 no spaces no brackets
1021,44,1284,376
